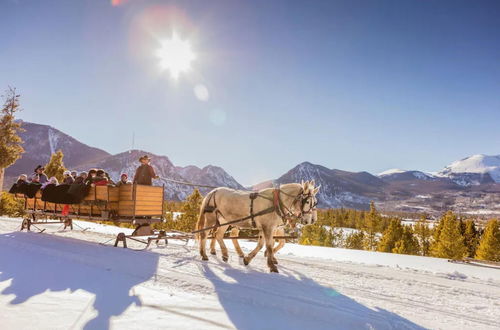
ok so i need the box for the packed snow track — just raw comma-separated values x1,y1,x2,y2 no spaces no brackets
0,217,499,330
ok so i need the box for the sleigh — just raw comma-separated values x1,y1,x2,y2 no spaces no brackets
16,184,167,248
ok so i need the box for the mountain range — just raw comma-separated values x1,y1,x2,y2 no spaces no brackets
4,121,500,215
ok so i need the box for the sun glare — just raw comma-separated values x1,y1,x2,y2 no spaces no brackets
156,32,195,80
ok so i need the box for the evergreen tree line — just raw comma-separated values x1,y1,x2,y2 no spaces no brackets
300,205,500,262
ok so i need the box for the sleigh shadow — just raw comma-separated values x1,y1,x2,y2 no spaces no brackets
0,231,159,330
201,262,426,330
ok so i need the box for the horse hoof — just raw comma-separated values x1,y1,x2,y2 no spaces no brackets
210,251,216,255
270,268,279,273
202,256,209,261
243,257,250,266
222,256,228,262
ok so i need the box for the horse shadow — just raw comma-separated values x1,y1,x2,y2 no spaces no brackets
200,261,426,330
0,231,159,330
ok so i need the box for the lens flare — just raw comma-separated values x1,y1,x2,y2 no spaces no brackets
156,32,195,80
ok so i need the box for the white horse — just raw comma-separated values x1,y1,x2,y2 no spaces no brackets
196,181,319,272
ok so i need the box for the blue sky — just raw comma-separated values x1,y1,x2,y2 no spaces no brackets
1,0,499,185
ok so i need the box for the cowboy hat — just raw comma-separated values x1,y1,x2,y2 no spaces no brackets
139,155,151,162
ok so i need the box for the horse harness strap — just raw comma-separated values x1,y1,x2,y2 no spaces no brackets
249,192,259,227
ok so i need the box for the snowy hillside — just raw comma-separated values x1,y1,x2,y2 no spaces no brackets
438,154,500,185
5,121,109,178
0,217,499,329
276,162,384,209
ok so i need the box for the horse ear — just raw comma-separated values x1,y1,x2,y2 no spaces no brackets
310,179,315,187
313,186,321,195
301,180,304,186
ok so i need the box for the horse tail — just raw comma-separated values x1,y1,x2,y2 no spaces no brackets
195,190,214,241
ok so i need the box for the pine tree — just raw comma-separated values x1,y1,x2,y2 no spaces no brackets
430,211,466,259
392,226,419,255
475,219,500,262
414,216,432,256
377,219,404,252
463,220,480,258
363,201,379,250
161,189,203,232
345,231,365,250
0,87,24,190
44,150,67,182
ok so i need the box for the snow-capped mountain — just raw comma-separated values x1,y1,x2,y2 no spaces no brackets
275,162,386,209
5,121,109,178
378,169,435,182
437,154,500,186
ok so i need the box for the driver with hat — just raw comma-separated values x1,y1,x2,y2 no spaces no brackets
133,155,159,186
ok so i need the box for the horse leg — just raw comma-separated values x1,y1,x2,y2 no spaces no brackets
198,213,209,261
230,227,245,258
210,229,217,255
216,225,230,262
243,230,265,266
264,227,279,273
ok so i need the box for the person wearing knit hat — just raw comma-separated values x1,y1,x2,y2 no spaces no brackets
116,173,131,187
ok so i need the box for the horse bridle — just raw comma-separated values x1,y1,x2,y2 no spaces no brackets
278,187,317,223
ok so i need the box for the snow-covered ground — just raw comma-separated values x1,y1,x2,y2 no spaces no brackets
0,217,499,330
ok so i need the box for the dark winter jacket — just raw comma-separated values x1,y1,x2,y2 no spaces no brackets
67,182,90,203
133,164,157,186
63,176,75,185
31,172,48,184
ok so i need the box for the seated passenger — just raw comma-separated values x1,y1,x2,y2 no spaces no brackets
104,172,115,185
73,172,87,185
16,174,28,186
85,169,97,185
42,176,58,189
62,170,74,185
116,173,131,186
31,165,48,184
93,169,108,186
8,174,28,194
70,171,78,179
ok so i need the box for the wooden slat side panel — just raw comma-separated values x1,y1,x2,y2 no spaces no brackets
136,185,163,195
84,188,96,201
119,185,133,201
95,186,109,200
108,187,119,202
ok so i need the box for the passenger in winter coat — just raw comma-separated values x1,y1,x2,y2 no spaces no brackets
70,171,78,179
42,177,58,190
62,171,74,185
31,165,48,184
85,169,97,185
133,155,158,186
93,169,109,186
116,173,131,186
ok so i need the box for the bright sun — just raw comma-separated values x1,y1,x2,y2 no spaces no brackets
156,33,195,80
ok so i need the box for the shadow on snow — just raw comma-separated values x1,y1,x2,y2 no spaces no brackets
200,259,426,330
0,231,159,330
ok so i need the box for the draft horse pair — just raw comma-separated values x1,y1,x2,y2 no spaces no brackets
196,181,320,273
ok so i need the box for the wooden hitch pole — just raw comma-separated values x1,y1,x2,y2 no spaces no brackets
114,232,127,248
